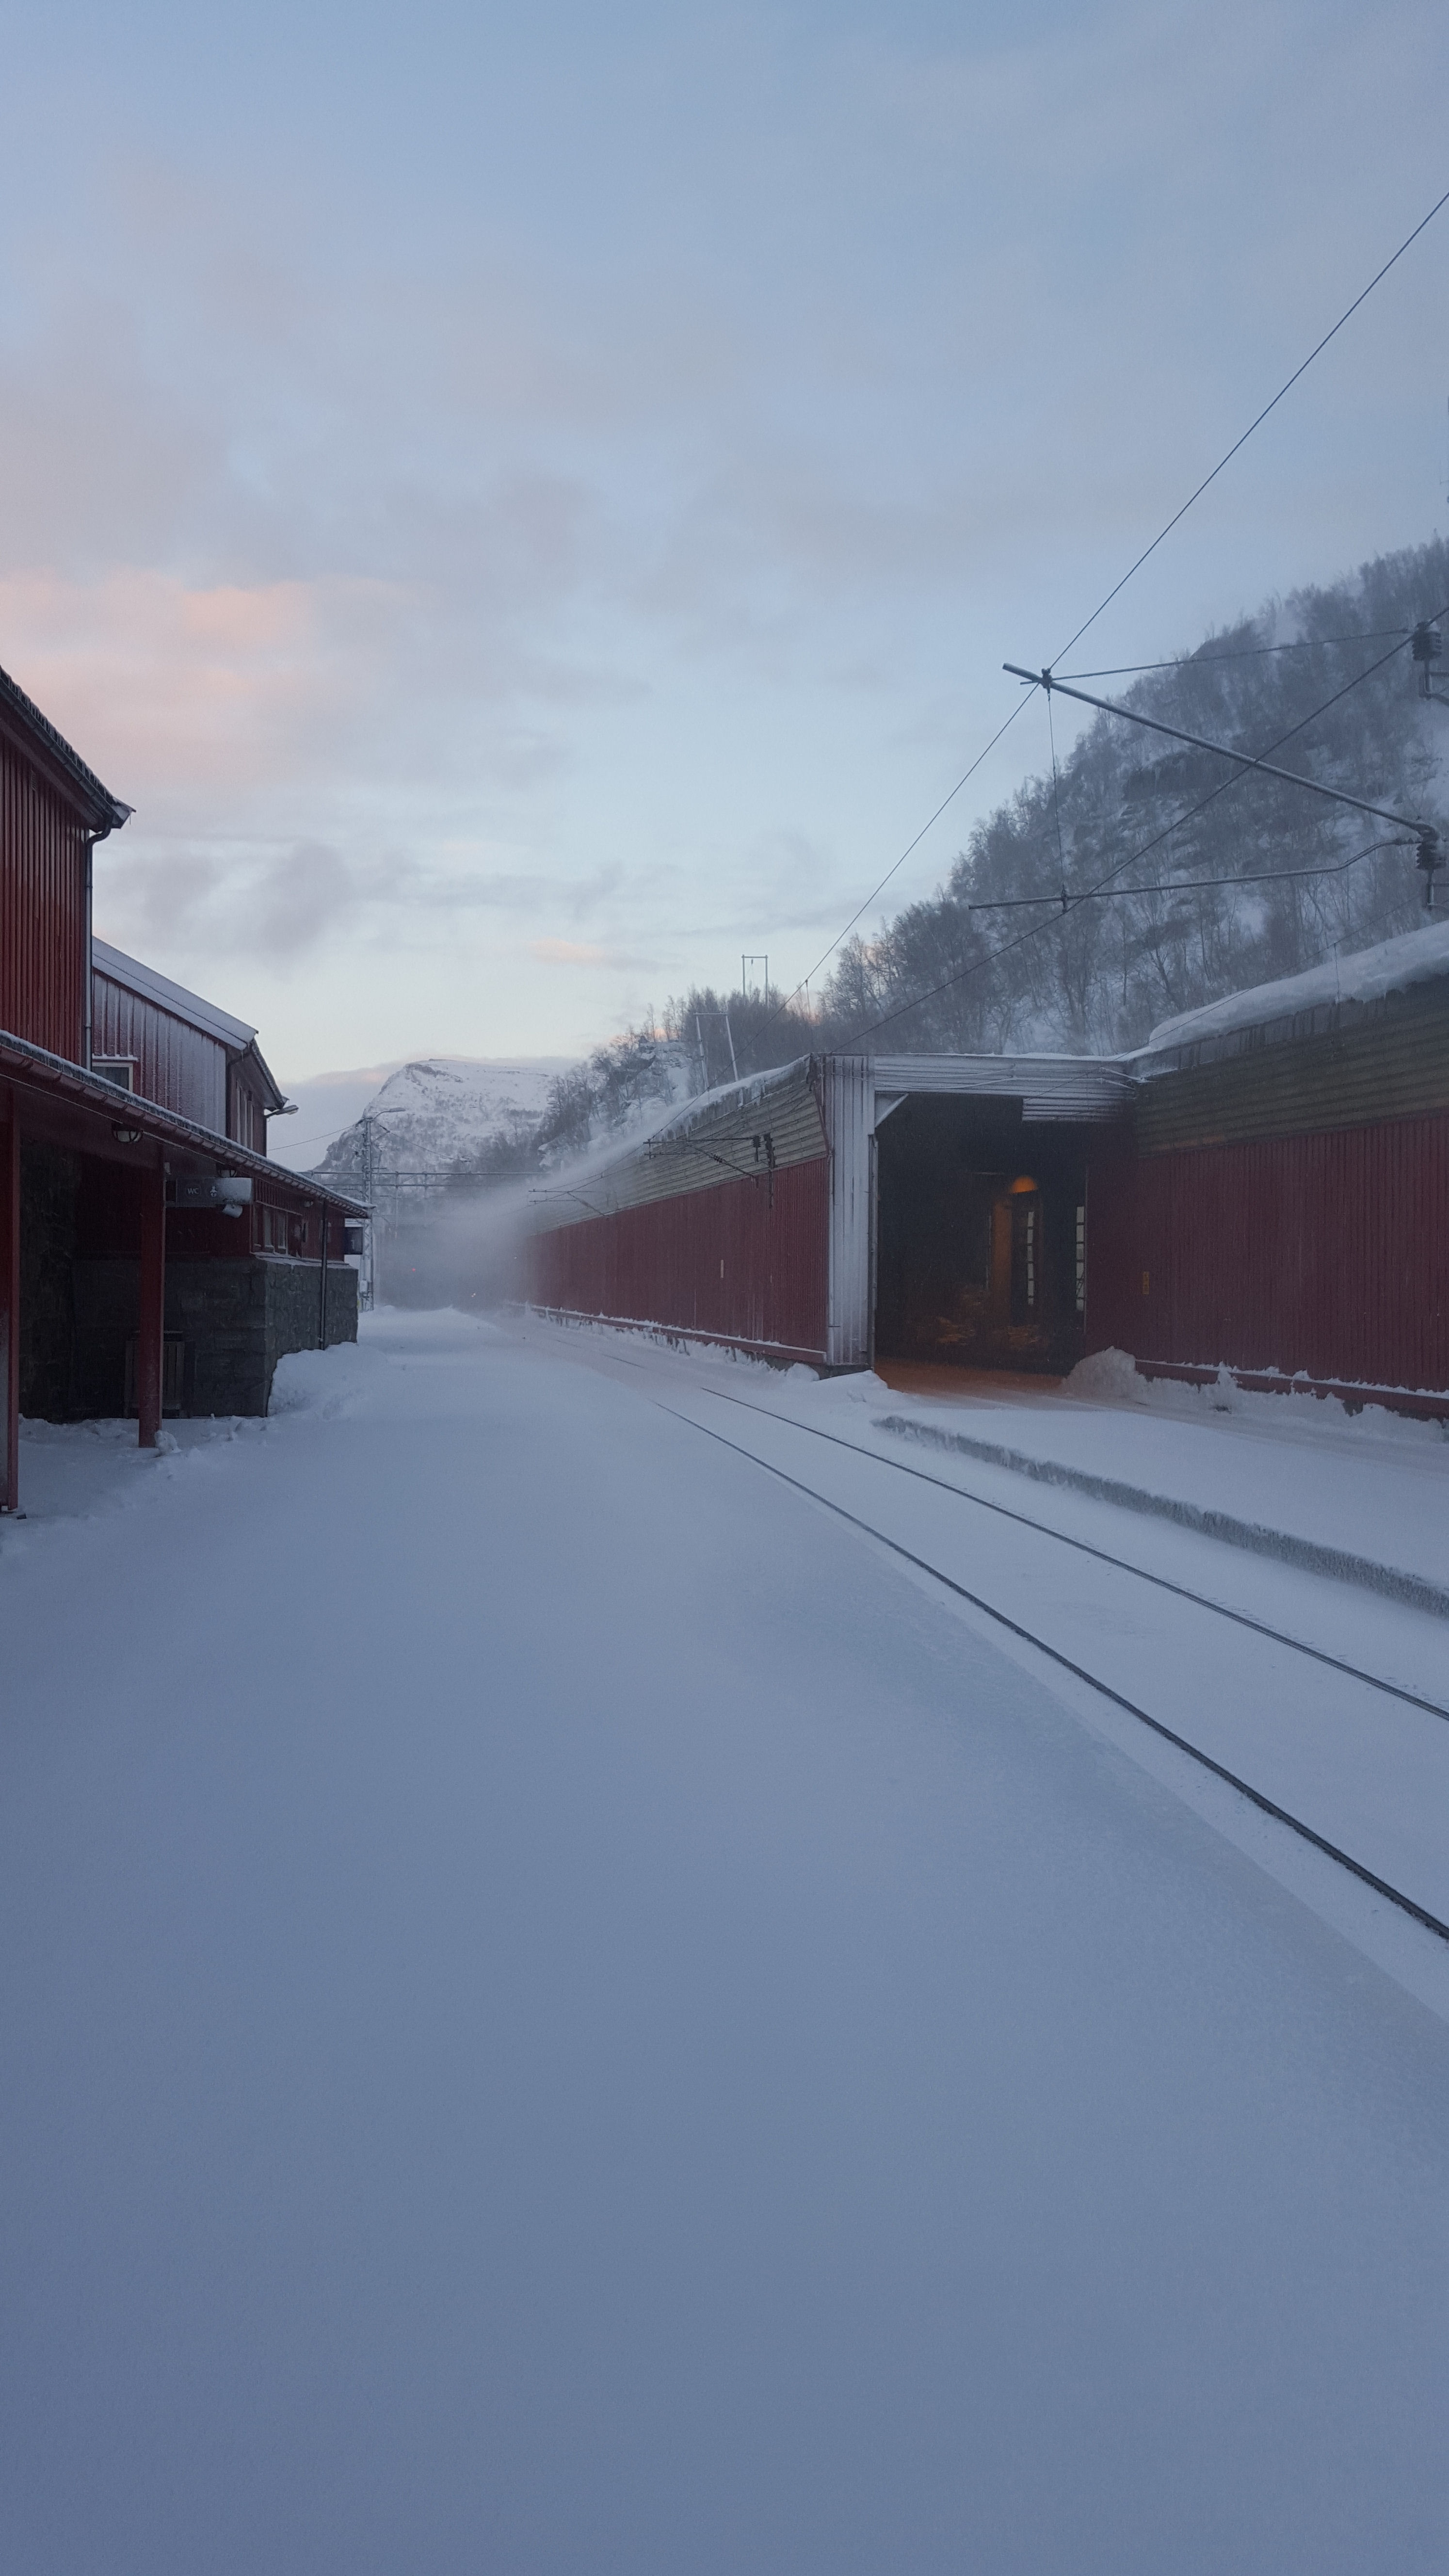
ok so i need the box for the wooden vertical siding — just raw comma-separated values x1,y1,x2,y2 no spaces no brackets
529,1157,831,1362
91,967,230,1131
1086,1111,1449,1395
0,735,87,1060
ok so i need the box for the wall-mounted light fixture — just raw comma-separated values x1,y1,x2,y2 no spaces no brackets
111,1122,144,1145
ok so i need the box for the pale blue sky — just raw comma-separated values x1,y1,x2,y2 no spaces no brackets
2,0,1446,1074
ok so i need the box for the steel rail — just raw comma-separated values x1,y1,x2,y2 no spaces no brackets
657,1399,1449,1945
689,1385,1449,1722
530,1319,1448,1714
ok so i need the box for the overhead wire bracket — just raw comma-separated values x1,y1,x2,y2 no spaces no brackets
1005,661,1442,910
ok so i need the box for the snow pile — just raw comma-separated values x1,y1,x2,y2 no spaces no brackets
1060,1348,1448,1449
1141,918,1449,1055
1058,1346,1147,1404
268,1342,374,1418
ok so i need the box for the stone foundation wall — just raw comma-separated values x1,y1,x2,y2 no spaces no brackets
18,1144,79,1417
65,1256,358,1419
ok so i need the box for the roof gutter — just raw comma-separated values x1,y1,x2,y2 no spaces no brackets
0,1026,368,1215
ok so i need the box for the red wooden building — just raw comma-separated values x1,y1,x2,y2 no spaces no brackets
1,661,365,1514
525,923,1449,1418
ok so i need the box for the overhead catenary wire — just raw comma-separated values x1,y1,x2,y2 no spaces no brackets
1003,659,1437,848
840,610,1442,1046
760,694,1035,1030
1049,180,1449,667
965,833,1404,908
1057,629,1409,679
763,182,1449,1035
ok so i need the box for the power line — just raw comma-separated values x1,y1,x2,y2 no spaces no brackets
840,614,1438,1044
765,185,1449,1040
763,693,1035,1028
1003,659,1434,849
965,836,1402,907
1057,629,1407,679
1050,180,1449,665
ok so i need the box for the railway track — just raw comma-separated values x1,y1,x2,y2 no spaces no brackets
692,1382,1449,1724
527,1321,1449,1941
652,1396,1446,1944
510,1331,1445,1960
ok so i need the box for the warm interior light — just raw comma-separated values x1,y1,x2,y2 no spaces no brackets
1006,1175,1037,1194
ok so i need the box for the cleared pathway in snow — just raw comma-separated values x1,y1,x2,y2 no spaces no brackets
1,1309,1446,2574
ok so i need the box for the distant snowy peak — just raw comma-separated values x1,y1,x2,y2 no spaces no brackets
309,1056,575,1189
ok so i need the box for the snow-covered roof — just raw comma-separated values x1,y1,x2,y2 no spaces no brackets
531,1057,820,1230
92,939,257,1051
1138,920,1449,1063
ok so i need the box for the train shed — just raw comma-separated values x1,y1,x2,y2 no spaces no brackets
527,1050,1133,1374
526,921,1449,1417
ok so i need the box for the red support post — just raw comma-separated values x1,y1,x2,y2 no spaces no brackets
0,1099,19,1512
137,1155,166,1449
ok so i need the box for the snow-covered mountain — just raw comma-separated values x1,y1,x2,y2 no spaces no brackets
307,1057,575,1194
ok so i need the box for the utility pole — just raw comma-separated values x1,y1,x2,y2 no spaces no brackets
360,1111,376,1310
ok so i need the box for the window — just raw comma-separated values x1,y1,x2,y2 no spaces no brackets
1009,1190,1039,1323
94,1057,136,1092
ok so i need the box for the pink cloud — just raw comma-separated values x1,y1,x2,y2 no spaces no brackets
0,566,413,807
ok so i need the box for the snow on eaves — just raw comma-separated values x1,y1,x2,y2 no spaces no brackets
531,1058,812,1209
1138,918,1449,1059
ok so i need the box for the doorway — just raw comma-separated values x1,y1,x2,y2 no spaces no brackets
873,1094,1088,1374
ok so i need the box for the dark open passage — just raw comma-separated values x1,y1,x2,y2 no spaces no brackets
873,1095,1090,1374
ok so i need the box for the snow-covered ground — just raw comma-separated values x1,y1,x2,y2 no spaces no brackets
877,1343,1449,1599
2,1312,1446,2572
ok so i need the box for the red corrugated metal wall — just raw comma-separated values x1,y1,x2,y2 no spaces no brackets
1086,1112,1449,1393
1,736,87,1060
92,971,228,1130
529,1158,831,1359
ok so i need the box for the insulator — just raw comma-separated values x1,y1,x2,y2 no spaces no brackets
1411,620,1443,664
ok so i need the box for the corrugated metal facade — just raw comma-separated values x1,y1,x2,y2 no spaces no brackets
0,731,87,1060
1135,981,1449,1152
529,1157,830,1361
520,1014,1449,1397
92,966,229,1131
873,1053,1133,1121
531,1061,826,1232
1086,1111,1449,1394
